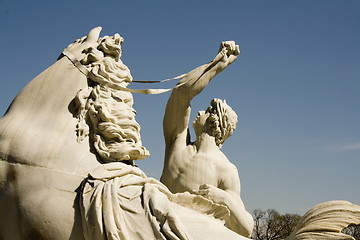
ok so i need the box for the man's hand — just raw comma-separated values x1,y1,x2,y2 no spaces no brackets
195,184,229,205
196,183,254,237
218,41,240,65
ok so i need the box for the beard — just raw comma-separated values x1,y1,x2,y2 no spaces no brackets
88,85,150,163
72,33,150,163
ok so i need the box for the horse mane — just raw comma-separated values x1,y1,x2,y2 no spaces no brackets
67,31,150,163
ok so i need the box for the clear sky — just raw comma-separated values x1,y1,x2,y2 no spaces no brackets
0,0,359,215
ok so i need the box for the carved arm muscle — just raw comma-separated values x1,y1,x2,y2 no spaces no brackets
197,165,253,237
163,41,240,151
221,167,254,237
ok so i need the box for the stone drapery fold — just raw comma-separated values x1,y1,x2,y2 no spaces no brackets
80,163,230,240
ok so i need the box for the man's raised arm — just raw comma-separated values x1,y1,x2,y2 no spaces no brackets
163,41,240,149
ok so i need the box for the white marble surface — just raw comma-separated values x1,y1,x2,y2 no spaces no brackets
0,27,359,240
0,27,252,239
160,41,253,237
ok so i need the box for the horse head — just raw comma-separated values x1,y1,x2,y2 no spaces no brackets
0,27,148,239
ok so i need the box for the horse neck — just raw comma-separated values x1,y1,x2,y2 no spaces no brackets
0,57,101,175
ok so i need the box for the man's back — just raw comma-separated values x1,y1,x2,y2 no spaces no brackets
161,140,239,195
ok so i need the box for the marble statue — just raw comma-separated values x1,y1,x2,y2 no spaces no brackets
0,27,359,240
160,41,253,237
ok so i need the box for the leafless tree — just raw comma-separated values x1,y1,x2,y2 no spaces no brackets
252,209,301,240
342,224,360,240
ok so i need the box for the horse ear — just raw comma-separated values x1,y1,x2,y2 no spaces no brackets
86,27,102,43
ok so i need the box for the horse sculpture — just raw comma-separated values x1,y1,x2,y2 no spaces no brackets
0,27,359,240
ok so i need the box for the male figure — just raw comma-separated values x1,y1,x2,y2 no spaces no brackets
160,41,254,237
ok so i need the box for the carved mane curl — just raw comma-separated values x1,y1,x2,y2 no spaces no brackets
70,33,149,163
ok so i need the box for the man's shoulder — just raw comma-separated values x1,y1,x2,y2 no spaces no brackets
165,141,196,167
171,139,196,153
215,151,238,173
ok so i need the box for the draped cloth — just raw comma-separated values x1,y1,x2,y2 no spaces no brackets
80,163,230,240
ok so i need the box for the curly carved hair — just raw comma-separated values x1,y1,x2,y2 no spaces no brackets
206,98,238,148
71,33,149,163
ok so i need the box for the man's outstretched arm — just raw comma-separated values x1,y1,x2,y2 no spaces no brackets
163,41,240,150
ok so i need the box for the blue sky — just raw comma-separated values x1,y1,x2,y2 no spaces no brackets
1,0,359,215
